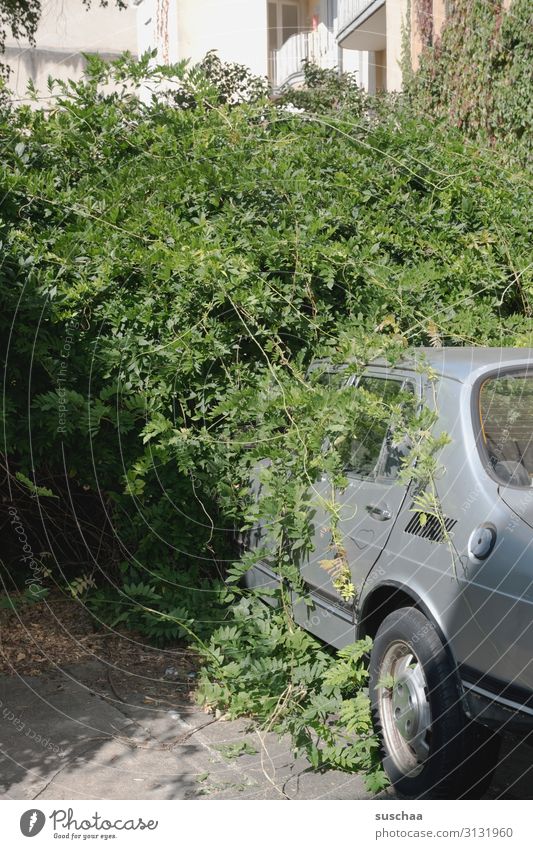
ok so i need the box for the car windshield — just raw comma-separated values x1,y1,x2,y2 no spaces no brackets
479,373,533,487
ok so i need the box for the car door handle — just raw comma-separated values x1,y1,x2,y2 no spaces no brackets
366,504,392,521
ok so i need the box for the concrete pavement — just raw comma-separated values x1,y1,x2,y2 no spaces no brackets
1,660,531,800
0,661,383,800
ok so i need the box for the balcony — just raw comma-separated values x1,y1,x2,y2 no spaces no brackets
272,22,339,90
337,0,386,51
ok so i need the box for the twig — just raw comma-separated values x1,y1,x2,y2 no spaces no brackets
106,668,126,703
168,716,220,748
32,739,108,799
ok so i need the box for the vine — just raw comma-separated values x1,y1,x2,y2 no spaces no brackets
414,0,434,48
406,0,533,159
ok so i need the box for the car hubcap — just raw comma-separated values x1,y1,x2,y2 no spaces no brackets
377,641,432,776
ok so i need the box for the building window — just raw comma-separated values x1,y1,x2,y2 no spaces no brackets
268,1,301,52
268,0,302,80
326,0,338,30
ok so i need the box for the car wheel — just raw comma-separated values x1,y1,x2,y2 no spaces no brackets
369,606,500,799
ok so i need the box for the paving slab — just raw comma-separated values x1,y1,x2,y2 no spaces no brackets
0,660,531,800
0,661,383,800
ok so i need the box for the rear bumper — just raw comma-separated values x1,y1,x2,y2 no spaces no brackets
461,667,533,732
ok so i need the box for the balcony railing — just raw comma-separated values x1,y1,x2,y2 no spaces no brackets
273,23,339,89
338,0,377,35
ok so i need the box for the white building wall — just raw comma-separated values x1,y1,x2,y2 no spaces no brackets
4,0,373,103
385,0,408,91
177,0,268,78
134,0,178,65
341,46,368,89
4,0,137,102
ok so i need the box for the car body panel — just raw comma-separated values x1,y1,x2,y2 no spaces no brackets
244,348,533,727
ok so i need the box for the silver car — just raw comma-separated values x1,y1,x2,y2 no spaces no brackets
245,347,533,798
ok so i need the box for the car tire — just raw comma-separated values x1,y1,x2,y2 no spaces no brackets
369,606,501,799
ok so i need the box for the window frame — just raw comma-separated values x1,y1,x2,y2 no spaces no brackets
325,0,338,30
268,0,302,52
473,366,533,490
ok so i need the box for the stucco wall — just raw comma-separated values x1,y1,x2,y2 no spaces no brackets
177,0,268,78
4,0,137,102
432,0,447,39
386,0,407,90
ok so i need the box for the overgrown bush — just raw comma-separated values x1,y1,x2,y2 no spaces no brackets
1,54,531,786
276,59,366,113
197,599,383,785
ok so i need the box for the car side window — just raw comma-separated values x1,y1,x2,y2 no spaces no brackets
342,376,413,481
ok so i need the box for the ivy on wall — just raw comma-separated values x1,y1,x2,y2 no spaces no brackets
407,0,532,158
415,0,434,48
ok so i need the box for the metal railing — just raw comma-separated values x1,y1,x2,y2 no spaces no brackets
337,0,376,34
273,22,339,89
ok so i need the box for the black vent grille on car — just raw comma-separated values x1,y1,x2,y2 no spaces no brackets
404,508,457,543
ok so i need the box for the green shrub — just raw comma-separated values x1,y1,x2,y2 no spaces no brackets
1,54,531,785
197,597,385,788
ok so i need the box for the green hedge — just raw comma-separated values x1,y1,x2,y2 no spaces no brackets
1,55,531,589
1,53,531,785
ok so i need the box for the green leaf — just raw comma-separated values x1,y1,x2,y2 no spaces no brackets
15,472,57,498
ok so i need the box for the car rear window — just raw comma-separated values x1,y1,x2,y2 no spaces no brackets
479,373,533,487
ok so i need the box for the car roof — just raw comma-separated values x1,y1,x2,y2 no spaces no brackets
371,347,533,383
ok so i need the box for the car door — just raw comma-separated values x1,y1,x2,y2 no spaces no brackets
301,371,415,607
244,365,351,584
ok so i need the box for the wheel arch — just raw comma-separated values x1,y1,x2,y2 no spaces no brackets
358,582,419,639
358,581,459,675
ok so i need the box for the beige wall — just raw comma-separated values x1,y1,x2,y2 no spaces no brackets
306,0,320,27
410,0,423,72
432,0,447,39
386,0,408,90
4,0,137,102
177,0,268,78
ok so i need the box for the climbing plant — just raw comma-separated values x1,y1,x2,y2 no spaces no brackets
407,0,533,158
415,0,434,48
